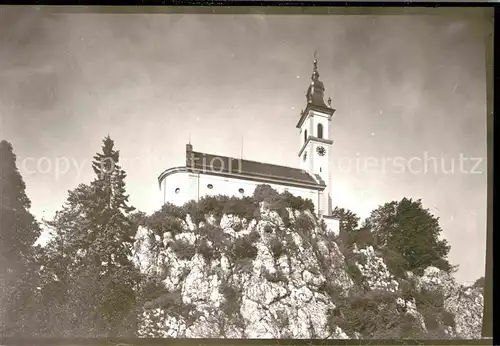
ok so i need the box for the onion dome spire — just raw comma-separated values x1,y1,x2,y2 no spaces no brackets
306,52,328,108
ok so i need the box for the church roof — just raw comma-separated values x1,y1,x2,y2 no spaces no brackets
182,146,325,190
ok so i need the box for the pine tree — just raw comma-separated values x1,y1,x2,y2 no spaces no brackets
0,140,42,335
42,136,141,336
88,136,139,336
89,136,136,270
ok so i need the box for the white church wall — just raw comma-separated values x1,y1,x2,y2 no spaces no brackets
194,173,320,213
161,171,191,206
161,171,322,214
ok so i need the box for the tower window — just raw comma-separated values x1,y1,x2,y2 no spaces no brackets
174,188,180,194
304,129,308,143
207,184,213,189
317,123,324,139
320,167,322,172
238,188,245,194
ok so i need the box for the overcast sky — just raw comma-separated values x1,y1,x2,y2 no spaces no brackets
0,7,490,284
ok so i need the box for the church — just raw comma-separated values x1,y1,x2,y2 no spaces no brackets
158,58,340,234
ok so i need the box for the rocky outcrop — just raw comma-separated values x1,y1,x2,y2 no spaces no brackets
417,267,484,339
133,202,484,339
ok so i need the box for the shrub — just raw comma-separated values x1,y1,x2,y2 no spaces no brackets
441,311,456,329
253,184,280,203
473,276,485,290
131,211,148,227
306,265,321,275
223,196,260,221
229,234,258,261
145,207,185,237
336,227,377,251
197,238,218,263
398,314,426,339
414,289,445,309
144,290,182,310
253,186,315,226
414,288,455,334
294,214,315,234
234,257,254,274
263,267,288,284
263,224,274,233
247,229,261,243
318,282,344,300
269,236,286,259
279,191,315,213
198,195,227,221
138,277,170,306
275,309,289,330
199,224,232,250
219,283,242,316
283,233,299,253
163,203,188,219
183,200,205,226
328,290,408,338
353,228,377,248
170,239,196,260
381,248,409,279
400,279,416,301
346,262,363,285
273,206,291,228
233,222,243,232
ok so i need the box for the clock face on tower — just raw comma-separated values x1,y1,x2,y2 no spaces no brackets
316,146,326,156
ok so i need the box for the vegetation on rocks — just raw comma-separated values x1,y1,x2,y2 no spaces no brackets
0,138,485,339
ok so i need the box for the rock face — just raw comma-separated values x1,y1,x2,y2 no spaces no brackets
133,203,484,339
418,267,484,339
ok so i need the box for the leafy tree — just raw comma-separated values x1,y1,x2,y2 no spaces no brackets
0,140,42,335
364,198,452,275
332,207,360,233
331,207,377,252
41,136,141,337
253,184,280,203
473,276,484,289
39,184,103,335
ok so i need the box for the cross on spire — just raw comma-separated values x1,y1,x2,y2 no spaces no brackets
312,51,319,80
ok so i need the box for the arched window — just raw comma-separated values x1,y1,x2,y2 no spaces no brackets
304,129,308,143
207,184,213,189
317,123,324,139
238,188,245,194
174,188,180,194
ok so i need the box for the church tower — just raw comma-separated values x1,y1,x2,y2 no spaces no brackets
297,57,335,217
